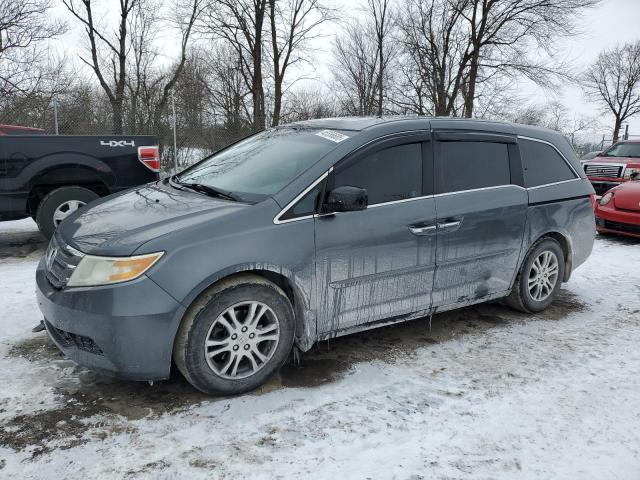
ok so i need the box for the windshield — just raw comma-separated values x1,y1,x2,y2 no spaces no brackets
177,128,350,201
603,142,640,158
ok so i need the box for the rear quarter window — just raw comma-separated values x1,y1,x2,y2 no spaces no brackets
519,139,576,187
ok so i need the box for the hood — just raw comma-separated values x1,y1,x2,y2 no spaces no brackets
59,181,249,256
612,181,640,212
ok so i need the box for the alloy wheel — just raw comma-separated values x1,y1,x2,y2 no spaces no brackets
527,250,559,302
204,301,280,379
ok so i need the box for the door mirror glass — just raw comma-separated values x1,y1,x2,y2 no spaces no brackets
323,186,368,213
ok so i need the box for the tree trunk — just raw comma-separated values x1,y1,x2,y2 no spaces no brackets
463,52,480,118
111,101,124,134
273,77,282,126
377,43,383,116
253,2,266,132
613,117,622,142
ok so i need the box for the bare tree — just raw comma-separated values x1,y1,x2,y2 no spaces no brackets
201,44,252,133
280,86,338,122
367,0,395,116
332,21,380,116
500,99,598,148
125,0,160,132
584,41,640,142
398,0,469,116
62,0,136,133
201,0,269,131
154,0,203,127
457,0,599,118
63,0,201,134
0,0,66,97
268,0,331,126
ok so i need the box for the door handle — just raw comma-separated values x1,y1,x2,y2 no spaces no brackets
437,220,462,231
409,224,437,236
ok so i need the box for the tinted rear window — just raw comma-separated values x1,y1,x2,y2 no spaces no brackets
439,141,510,193
519,139,576,187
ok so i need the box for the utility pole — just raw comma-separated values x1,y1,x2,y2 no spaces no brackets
171,93,178,175
624,124,629,140
53,99,59,135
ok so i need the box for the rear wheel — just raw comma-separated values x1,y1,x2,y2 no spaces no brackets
505,238,565,313
35,186,99,239
173,275,295,395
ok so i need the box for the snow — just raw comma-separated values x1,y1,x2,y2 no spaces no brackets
0,219,639,479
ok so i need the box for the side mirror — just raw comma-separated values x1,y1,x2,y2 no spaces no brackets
631,171,639,180
322,185,368,213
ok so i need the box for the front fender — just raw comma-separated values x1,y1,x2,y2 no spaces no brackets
139,200,317,349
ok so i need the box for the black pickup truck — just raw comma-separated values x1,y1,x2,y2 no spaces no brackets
0,128,160,237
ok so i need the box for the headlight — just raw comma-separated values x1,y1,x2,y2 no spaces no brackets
624,167,639,179
599,192,613,206
67,252,164,287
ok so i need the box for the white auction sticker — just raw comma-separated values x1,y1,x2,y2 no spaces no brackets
315,129,349,143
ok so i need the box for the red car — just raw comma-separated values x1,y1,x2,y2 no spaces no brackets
583,140,640,195
594,173,640,238
0,124,45,135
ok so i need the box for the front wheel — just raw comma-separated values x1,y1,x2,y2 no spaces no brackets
35,186,99,239
173,275,295,395
505,238,565,313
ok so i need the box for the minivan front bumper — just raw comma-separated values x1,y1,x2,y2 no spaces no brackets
36,258,185,381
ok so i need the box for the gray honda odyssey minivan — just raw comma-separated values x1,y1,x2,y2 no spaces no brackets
36,117,596,395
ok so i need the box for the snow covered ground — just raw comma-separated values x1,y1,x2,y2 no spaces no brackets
0,219,639,479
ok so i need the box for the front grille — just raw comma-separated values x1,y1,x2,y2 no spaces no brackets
604,220,640,235
44,236,84,289
584,163,623,178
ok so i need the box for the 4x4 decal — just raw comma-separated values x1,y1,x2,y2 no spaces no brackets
100,140,135,147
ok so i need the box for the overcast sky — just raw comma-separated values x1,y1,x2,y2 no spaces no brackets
51,0,640,143
553,0,640,140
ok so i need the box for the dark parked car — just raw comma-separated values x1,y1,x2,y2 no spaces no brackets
36,117,596,395
0,131,160,237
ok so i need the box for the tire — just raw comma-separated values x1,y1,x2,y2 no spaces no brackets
35,186,99,239
173,274,295,395
505,238,565,313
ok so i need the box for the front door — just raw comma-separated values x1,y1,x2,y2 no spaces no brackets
432,131,527,308
314,133,437,335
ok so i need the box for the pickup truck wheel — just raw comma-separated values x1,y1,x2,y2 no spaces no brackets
505,238,565,313
35,186,99,239
173,275,295,396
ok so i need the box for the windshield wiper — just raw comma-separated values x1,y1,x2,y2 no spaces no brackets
178,181,241,202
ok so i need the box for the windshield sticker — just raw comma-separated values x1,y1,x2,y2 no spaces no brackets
315,129,349,143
